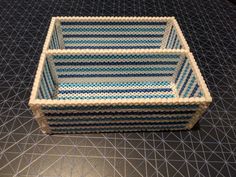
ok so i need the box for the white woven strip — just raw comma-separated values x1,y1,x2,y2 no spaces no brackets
64,42,162,47
53,57,179,63
63,37,164,42
57,90,174,99
57,16,173,22
57,76,173,83
55,64,177,70
61,25,166,29
62,29,165,35
58,83,170,91
56,70,173,76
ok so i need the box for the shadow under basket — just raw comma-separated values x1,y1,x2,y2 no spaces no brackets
29,50,211,134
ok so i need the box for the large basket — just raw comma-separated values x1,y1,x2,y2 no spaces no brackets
29,17,211,134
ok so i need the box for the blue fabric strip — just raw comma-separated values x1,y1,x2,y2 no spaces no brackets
63,34,164,38
190,84,199,97
54,25,60,49
62,27,165,33
58,94,175,100
45,60,56,87
51,126,186,132
47,116,192,122
64,46,161,49
42,71,52,98
177,63,190,90
61,21,167,26
42,104,199,111
64,39,162,44
44,63,53,88
56,67,176,72
49,121,188,127
175,57,187,83
41,76,50,99
39,87,44,99
58,73,173,78
45,110,195,117
183,76,196,97
53,54,179,60
58,81,170,87
171,34,177,49
166,26,173,48
55,61,178,66
59,88,172,94
50,34,55,49
168,29,175,49
45,62,54,92
179,70,193,96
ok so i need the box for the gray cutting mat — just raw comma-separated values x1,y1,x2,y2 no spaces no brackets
0,0,236,176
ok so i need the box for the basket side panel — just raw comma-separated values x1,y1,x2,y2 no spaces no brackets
49,24,61,49
37,58,57,99
186,103,210,129
52,53,178,85
174,56,203,98
41,104,200,133
30,106,51,134
59,20,167,50
165,24,182,49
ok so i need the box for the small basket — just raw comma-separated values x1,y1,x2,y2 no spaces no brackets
44,16,189,51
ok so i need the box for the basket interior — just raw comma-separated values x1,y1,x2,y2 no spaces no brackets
48,19,183,50
37,53,204,100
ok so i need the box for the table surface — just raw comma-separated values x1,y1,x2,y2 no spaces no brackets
0,0,236,176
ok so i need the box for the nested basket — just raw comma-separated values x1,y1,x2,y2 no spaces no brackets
29,17,211,134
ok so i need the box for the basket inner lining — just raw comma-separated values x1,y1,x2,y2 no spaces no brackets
55,81,177,100
37,53,204,100
49,20,183,50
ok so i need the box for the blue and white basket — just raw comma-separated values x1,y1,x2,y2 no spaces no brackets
29,17,211,134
